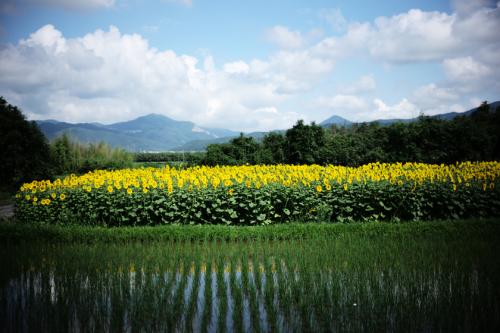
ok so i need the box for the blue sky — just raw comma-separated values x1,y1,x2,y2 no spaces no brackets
1,0,499,131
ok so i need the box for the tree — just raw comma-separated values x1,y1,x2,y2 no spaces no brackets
229,133,260,164
50,133,79,174
0,97,52,192
262,132,286,164
285,120,325,164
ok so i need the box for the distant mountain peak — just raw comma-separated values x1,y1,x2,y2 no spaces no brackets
320,115,352,126
137,113,172,120
320,100,500,128
36,112,239,151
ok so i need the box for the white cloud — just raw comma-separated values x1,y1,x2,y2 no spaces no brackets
369,9,458,62
412,83,458,108
311,3,500,64
338,75,376,94
371,98,420,120
0,25,308,132
443,56,491,82
410,83,464,115
315,95,423,122
20,24,67,53
223,61,250,75
310,2,500,108
248,50,334,94
266,25,304,49
315,94,368,117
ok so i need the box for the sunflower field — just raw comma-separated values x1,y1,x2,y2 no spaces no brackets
15,162,500,226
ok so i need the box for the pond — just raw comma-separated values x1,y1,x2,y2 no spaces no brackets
1,234,499,332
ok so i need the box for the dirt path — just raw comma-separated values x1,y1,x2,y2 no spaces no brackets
0,203,14,219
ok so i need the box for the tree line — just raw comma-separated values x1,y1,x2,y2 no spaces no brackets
203,102,500,166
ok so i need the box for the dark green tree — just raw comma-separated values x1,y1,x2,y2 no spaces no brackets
285,120,325,164
0,97,52,192
50,133,78,174
230,133,260,164
262,132,286,164
204,143,238,165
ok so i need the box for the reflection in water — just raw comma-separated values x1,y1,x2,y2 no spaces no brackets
1,238,500,332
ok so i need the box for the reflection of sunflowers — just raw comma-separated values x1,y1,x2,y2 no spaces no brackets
16,162,500,207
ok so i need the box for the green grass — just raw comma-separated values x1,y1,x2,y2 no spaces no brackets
1,219,500,331
1,218,500,243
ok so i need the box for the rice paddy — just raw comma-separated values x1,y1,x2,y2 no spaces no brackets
1,220,499,332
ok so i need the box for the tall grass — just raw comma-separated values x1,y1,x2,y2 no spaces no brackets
50,134,133,175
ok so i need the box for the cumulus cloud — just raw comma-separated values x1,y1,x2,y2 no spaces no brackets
223,61,250,75
315,95,422,122
369,9,457,62
408,83,468,115
0,25,315,131
254,50,334,94
266,26,304,49
310,1,500,117
2,1,499,129
443,56,491,82
371,98,420,120
311,3,500,64
412,83,458,110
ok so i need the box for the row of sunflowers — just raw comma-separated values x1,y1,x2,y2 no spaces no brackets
16,162,500,225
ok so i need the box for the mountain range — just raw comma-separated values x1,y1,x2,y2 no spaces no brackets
36,101,499,152
320,101,500,127
37,114,239,152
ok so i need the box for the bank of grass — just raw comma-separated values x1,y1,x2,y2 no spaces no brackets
1,218,499,243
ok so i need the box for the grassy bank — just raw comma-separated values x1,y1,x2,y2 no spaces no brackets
1,218,500,243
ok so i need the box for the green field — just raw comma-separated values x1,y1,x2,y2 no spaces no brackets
1,220,499,332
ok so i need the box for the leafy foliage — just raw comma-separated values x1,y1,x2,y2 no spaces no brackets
0,96,52,192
